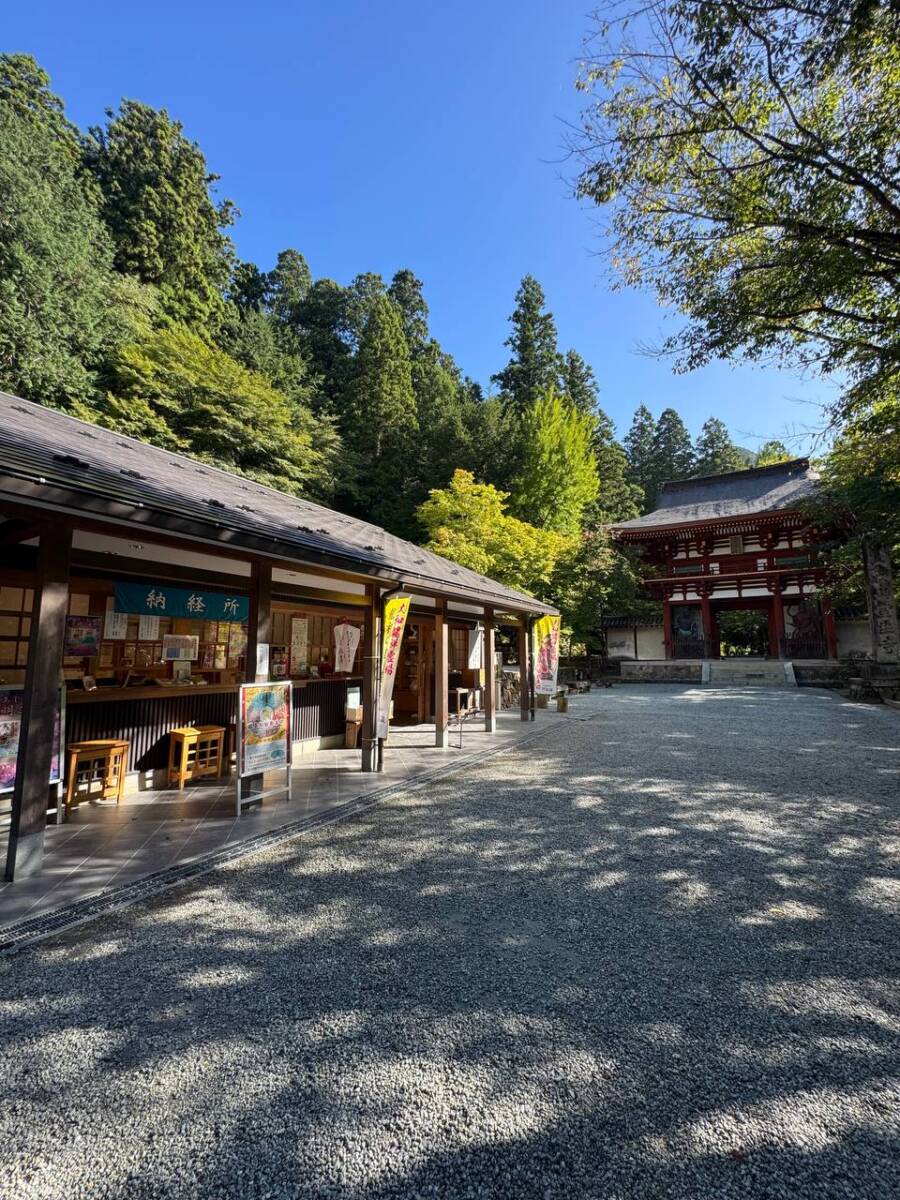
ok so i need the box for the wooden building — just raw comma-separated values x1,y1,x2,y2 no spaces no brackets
609,458,847,661
0,393,555,880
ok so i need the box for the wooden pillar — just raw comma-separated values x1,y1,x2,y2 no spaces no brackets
434,600,449,748
771,587,786,658
662,598,674,660
361,584,378,772
483,608,496,733
518,617,531,721
822,595,838,659
5,523,72,881
245,561,272,682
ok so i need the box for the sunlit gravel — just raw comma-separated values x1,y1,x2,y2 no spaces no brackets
1,685,899,1199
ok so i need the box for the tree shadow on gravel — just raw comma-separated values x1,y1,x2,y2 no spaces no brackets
1,686,898,1198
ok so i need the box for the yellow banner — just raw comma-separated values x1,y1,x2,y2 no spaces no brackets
533,614,561,695
377,595,411,738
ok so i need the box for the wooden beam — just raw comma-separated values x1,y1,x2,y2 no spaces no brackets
5,523,72,881
245,561,272,682
518,618,531,722
483,608,496,734
360,584,378,771
434,599,449,748
0,519,40,546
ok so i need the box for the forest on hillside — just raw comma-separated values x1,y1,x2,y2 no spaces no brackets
0,53,793,645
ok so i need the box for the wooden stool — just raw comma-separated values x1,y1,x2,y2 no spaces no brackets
65,740,129,815
167,726,225,789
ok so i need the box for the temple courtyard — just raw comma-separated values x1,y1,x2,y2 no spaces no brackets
1,684,899,1199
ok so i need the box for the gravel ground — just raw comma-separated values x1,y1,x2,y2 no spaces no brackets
1,684,899,1200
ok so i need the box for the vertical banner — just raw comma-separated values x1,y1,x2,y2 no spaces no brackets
376,595,410,739
533,614,561,695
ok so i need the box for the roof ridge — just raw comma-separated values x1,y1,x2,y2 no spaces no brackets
660,457,811,492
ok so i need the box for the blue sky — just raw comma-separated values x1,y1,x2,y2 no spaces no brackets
9,0,837,449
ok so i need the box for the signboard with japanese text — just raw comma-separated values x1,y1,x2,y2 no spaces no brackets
333,621,361,674
138,614,160,641
103,610,128,641
238,682,292,776
113,582,249,622
290,617,308,674
532,614,561,695
162,634,199,662
376,595,410,739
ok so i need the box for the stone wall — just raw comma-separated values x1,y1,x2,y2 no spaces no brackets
621,661,702,683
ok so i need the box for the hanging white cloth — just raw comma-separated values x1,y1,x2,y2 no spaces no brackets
334,622,361,674
467,626,483,670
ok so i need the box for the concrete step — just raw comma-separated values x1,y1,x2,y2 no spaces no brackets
705,660,796,687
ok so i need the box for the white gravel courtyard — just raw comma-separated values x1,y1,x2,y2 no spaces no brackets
1,685,899,1199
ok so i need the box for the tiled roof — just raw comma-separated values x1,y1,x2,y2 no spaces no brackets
611,458,820,534
0,393,555,615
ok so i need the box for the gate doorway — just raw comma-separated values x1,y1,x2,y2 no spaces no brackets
717,608,770,658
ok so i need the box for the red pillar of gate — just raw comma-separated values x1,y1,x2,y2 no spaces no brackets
770,587,786,658
662,597,673,659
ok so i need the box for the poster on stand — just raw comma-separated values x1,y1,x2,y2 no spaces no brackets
64,615,102,658
532,614,561,695
376,595,410,739
238,682,292,776
0,685,64,794
333,621,361,674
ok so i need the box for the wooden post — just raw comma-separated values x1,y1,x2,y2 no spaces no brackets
434,600,449,747
518,617,531,722
361,584,378,772
5,523,72,881
483,608,496,734
771,587,786,658
245,561,272,682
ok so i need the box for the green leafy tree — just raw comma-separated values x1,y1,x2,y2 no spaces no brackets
575,1,900,420
342,294,418,531
293,278,354,415
492,275,561,414
84,100,235,331
510,389,600,536
755,440,793,466
267,249,312,327
650,408,694,496
623,405,657,506
96,323,339,499
0,54,124,408
693,417,745,476
417,470,573,597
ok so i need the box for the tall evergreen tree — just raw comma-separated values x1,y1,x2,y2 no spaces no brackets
388,269,429,351
293,278,354,415
592,408,643,524
342,294,418,532
0,54,124,409
267,249,312,327
650,408,694,499
510,389,599,536
755,439,792,466
492,275,561,414
694,418,745,477
84,100,235,331
623,405,657,508
560,349,599,415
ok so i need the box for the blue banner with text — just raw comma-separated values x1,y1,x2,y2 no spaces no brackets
114,582,249,622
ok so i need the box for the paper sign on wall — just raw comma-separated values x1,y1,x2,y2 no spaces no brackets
467,627,483,669
290,617,308,674
103,610,128,641
138,614,160,641
376,596,410,739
